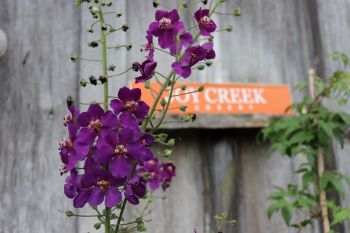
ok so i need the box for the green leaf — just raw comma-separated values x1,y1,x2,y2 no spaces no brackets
318,120,333,137
331,208,350,226
281,203,293,225
288,131,314,145
267,200,287,218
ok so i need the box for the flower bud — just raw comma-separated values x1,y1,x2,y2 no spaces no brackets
66,96,74,107
163,149,172,158
233,7,241,16
101,25,107,31
197,85,205,92
80,79,87,87
144,81,151,89
126,44,132,51
152,1,159,8
70,54,78,62
89,75,97,85
99,75,107,84
88,41,99,48
160,98,167,107
197,64,205,70
179,105,187,112
180,85,187,91
122,24,129,32
65,210,74,217
167,139,176,147
87,27,94,33
201,0,208,4
225,26,233,32
108,64,116,71
205,61,213,66
94,223,101,230
191,114,197,122
132,62,140,71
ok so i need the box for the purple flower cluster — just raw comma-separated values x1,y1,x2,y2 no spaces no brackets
60,87,162,208
137,8,217,81
137,157,176,191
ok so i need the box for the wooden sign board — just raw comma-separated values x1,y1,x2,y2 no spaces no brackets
131,82,292,116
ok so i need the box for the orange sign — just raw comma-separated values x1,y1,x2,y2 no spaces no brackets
131,82,292,115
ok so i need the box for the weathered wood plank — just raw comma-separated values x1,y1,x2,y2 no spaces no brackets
316,1,350,233
0,1,80,232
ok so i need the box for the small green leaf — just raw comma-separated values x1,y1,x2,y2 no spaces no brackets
331,208,350,226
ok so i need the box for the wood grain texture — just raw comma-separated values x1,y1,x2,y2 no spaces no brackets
0,1,80,233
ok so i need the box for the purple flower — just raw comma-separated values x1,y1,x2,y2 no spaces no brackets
194,8,217,36
172,45,207,78
137,158,162,190
172,42,216,78
59,125,90,172
142,30,155,60
94,128,153,179
169,31,194,56
202,42,216,59
149,9,184,49
160,162,176,191
110,87,150,122
124,175,147,205
77,104,117,145
135,59,157,83
64,169,79,199
73,169,125,208
137,158,176,191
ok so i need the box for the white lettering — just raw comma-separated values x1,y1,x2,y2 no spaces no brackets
204,88,217,104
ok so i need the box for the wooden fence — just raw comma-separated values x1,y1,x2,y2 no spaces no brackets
0,0,349,232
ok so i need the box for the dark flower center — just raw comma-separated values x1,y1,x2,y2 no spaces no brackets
159,17,172,30
97,180,110,191
88,119,103,132
150,171,157,179
167,165,174,172
199,16,211,26
115,144,128,155
59,139,73,149
125,100,139,112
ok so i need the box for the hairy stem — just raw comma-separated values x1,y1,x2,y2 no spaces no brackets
99,5,111,233
99,6,109,111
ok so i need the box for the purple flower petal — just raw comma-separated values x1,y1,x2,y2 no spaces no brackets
73,190,90,208
87,104,104,118
94,145,114,163
155,10,169,21
77,112,91,127
88,186,104,206
110,99,124,114
105,187,122,207
118,87,132,101
109,157,132,178
118,112,139,129
102,111,117,129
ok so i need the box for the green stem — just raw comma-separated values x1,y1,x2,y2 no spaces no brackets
151,73,176,131
114,199,127,233
99,6,109,111
98,5,111,233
